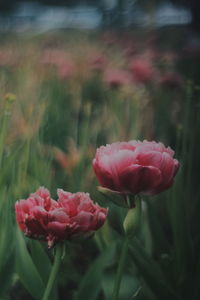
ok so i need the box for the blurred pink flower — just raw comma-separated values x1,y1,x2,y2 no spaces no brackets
93,140,179,196
56,61,75,79
41,49,68,66
104,69,132,88
0,50,19,67
129,59,154,84
41,49,75,79
90,54,107,72
15,187,107,248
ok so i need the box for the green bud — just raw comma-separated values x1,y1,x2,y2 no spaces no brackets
123,197,141,238
4,93,16,103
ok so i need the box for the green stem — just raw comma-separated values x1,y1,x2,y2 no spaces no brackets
126,195,132,208
111,238,129,300
0,110,9,168
42,244,63,300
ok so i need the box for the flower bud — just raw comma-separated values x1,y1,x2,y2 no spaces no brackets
123,197,141,238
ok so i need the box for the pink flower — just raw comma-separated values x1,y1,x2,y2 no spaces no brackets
93,140,179,196
129,59,154,83
104,69,131,88
41,49,68,66
90,54,107,72
15,187,107,248
41,49,75,79
56,62,75,79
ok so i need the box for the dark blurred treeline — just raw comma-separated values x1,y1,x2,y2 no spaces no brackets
171,0,200,32
0,0,100,12
0,0,97,10
0,0,199,32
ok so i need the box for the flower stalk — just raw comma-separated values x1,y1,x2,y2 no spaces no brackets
111,237,129,300
42,244,63,300
112,196,142,300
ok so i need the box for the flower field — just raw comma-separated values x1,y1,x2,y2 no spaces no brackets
0,28,200,300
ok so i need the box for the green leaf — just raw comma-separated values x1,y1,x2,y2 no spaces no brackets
102,270,141,300
0,194,15,297
29,240,52,284
107,205,126,236
0,250,15,297
129,238,181,300
15,229,45,300
97,186,135,208
29,240,58,300
169,179,194,285
147,201,170,254
75,243,116,300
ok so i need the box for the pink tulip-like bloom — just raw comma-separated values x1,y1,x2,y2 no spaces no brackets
93,140,179,196
15,187,107,248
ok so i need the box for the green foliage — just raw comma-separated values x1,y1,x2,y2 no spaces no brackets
0,193,15,298
75,243,116,300
16,230,45,300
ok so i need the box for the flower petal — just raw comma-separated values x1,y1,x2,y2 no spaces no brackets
120,164,162,194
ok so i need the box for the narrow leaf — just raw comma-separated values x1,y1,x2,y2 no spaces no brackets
16,229,45,300
129,238,181,300
75,243,116,300
29,240,58,300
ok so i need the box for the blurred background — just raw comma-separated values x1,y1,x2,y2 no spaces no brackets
0,0,199,32
0,1,200,300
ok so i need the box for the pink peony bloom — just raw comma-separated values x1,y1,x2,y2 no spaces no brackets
93,140,179,196
15,187,107,248
129,59,154,83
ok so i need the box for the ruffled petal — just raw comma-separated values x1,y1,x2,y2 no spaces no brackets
48,208,69,223
71,211,94,231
